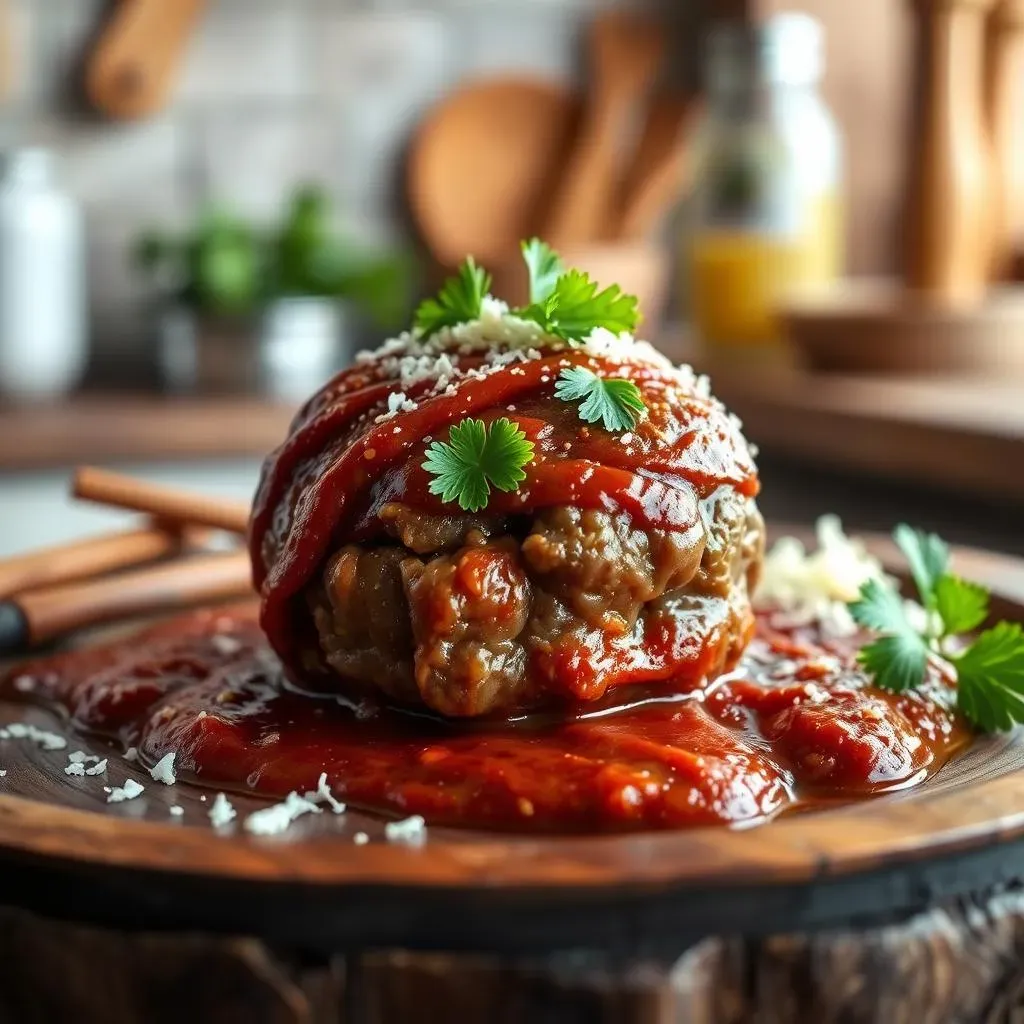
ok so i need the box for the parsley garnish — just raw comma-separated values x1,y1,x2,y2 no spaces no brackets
414,257,490,337
848,524,1024,731
517,268,640,341
412,239,641,343
554,366,645,433
422,417,534,512
521,238,564,304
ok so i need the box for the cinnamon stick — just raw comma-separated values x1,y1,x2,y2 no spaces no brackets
10,550,254,650
0,525,201,601
72,467,251,536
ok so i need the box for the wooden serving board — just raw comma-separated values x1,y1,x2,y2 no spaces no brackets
3,533,1024,1021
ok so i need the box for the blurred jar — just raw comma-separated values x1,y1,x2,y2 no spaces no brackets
686,14,843,348
0,149,86,399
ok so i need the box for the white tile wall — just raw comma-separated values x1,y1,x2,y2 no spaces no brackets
3,0,611,351
458,7,582,79
197,105,343,220
175,1,315,104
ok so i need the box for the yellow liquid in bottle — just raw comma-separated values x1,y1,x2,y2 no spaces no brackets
689,191,843,347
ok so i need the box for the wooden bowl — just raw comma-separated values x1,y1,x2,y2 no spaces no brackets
782,278,1024,376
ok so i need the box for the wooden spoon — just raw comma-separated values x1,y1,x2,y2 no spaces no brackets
984,0,1024,279
612,94,700,241
85,0,208,119
543,12,666,249
408,77,581,267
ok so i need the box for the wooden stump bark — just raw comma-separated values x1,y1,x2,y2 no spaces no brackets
5,886,1024,1023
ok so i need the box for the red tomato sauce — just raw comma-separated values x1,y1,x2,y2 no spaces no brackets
3,607,971,832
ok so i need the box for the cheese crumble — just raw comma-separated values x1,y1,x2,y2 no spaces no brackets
384,814,427,846
209,792,236,828
244,791,321,836
105,778,144,804
755,516,886,637
303,772,345,814
0,722,67,751
149,752,177,786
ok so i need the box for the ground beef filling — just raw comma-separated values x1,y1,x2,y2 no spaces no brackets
307,495,764,717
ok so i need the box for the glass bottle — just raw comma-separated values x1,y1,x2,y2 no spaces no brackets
686,14,844,348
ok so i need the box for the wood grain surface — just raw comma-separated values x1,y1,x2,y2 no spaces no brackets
0,535,1021,957
4,885,1024,1022
0,396,295,469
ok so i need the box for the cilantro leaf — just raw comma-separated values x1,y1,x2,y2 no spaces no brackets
953,622,1024,732
849,577,931,692
847,524,1024,732
554,366,645,433
414,257,491,337
935,574,989,635
894,523,949,607
848,577,908,635
521,238,563,304
857,632,931,694
422,417,534,513
518,269,640,341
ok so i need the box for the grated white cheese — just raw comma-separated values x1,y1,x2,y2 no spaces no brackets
85,759,107,776
755,516,887,636
123,746,138,762
105,778,144,804
303,772,345,814
0,722,67,751
68,751,100,765
64,762,85,777
169,805,185,817
208,792,236,828
210,634,242,656
353,831,370,846
384,814,427,846
244,791,322,836
0,770,7,777
149,752,177,786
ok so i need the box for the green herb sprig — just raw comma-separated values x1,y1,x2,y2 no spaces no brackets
849,525,1024,731
422,418,535,513
412,239,641,343
414,257,490,337
554,366,645,433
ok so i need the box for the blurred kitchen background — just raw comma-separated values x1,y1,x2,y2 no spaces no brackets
3,0,1024,558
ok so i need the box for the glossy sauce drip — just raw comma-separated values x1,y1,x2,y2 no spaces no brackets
4,608,971,832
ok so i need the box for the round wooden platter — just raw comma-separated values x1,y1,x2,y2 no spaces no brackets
0,532,1021,964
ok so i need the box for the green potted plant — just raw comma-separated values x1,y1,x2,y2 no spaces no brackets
133,185,413,398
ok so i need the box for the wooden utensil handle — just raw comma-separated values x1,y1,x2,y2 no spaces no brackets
86,0,208,119
73,467,251,537
0,526,198,601
18,551,253,645
546,89,633,249
984,0,1024,277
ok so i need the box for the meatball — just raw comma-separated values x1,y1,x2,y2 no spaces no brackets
306,496,765,717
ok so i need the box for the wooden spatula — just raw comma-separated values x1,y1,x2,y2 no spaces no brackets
612,94,700,241
86,0,208,119
543,12,666,249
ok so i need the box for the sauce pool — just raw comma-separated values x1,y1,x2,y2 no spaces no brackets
3,607,971,832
